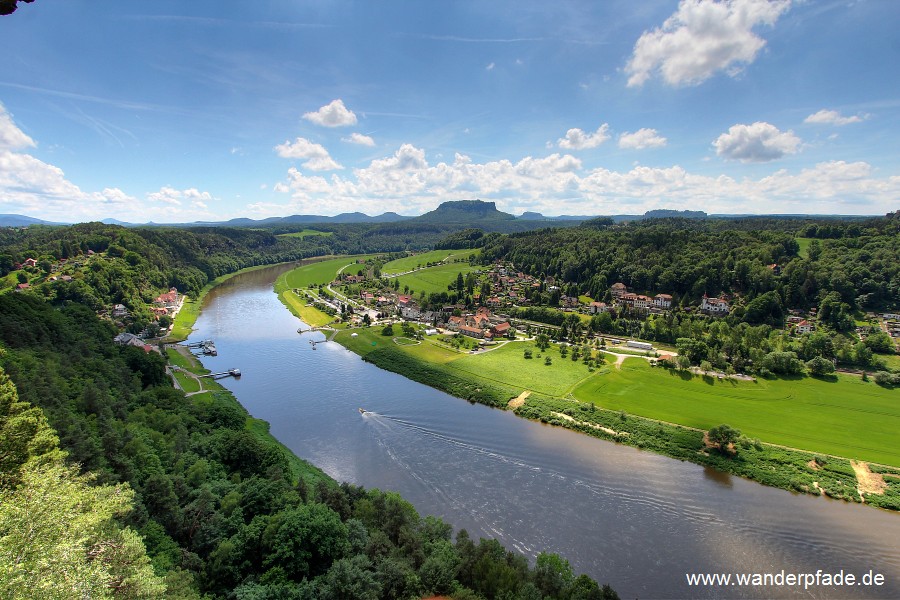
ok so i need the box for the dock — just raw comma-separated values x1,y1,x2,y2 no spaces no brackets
199,368,241,379
186,340,217,356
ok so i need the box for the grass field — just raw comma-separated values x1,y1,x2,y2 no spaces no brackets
392,262,482,295
573,359,900,466
276,229,333,239
382,249,480,275
173,370,201,393
277,255,375,289
796,237,815,258
447,342,600,397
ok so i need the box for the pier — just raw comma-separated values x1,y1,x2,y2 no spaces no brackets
199,368,241,379
185,340,217,356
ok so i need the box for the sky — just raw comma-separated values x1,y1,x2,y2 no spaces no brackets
1,0,899,223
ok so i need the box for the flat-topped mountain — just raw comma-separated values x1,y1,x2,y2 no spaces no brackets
412,199,516,223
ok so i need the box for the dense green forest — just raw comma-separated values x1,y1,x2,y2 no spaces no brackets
478,214,900,310
0,224,616,598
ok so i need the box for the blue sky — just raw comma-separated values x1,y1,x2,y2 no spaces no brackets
1,0,898,223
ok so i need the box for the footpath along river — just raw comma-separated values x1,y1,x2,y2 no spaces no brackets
189,263,900,599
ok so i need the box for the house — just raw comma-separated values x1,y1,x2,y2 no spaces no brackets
700,295,730,316
15,283,30,291
653,294,673,309
447,316,465,330
154,287,179,308
589,301,609,314
112,304,129,318
610,282,627,298
400,306,422,320
113,332,145,347
61,275,73,282
459,325,485,339
619,293,652,310
490,322,512,337
796,320,815,335
361,291,375,303
767,263,782,275
397,294,412,306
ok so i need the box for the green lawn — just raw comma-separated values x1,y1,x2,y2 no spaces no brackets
392,262,483,295
572,359,900,466
445,342,600,397
279,290,333,327
796,237,815,259
173,370,201,393
276,229,333,239
382,249,480,275
276,255,375,289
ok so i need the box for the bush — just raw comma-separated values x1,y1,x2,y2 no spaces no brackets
873,371,899,386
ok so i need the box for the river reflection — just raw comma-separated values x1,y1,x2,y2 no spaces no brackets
189,264,900,599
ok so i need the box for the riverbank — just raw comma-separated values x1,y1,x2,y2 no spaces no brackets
164,344,332,487
269,257,900,511
168,263,303,341
332,326,900,511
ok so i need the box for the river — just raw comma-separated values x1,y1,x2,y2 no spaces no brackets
188,263,900,599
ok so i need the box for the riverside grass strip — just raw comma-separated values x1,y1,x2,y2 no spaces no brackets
332,326,900,509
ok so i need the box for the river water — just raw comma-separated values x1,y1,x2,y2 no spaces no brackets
189,264,900,599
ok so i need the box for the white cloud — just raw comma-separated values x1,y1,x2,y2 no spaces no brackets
148,186,215,208
557,124,610,150
274,137,343,170
714,121,800,162
260,143,900,218
0,103,35,150
302,99,357,127
618,128,668,149
486,62,495,71
804,109,866,126
342,132,376,146
626,0,791,87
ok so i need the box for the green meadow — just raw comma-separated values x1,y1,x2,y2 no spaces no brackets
573,359,900,466
276,255,375,289
335,323,900,466
796,237,815,258
447,342,598,397
392,261,483,295
382,249,480,275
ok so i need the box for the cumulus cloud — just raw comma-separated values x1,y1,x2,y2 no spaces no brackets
0,103,36,150
557,124,610,150
342,132,376,146
714,121,800,162
274,137,343,170
804,109,866,126
263,143,897,218
618,128,667,149
302,99,357,127
147,186,215,208
626,0,791,87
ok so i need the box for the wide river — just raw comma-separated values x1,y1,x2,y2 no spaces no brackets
189,263,900,599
